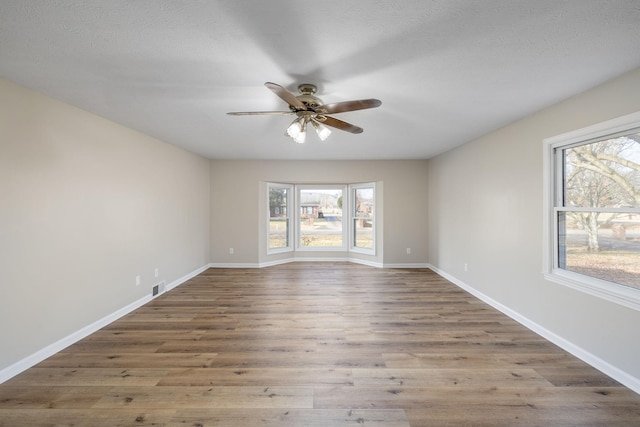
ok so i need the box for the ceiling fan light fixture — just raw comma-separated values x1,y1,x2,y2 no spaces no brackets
292,130,306,144
312,119,331,141
286,117,306,143
286,117,302,137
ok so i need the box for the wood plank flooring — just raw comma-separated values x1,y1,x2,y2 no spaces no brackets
1,263,639,426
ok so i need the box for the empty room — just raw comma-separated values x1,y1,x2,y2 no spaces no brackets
1,1,640,426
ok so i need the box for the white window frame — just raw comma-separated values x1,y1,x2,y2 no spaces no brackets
267,183,293,255
349,182,376,255
295,184,348,251
543,111,640,311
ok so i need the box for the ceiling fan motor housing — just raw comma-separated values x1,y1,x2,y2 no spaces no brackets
295,83,323,109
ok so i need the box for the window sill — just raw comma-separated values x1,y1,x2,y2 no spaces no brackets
544,269,640,311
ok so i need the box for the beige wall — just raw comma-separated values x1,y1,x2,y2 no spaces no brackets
0,78,211,372
210,160,429,266
427,67,640,382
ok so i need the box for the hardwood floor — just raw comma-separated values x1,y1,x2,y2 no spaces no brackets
1,263,639,426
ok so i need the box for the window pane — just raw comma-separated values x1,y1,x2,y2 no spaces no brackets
269,187,289,249
563,133,640,209
353,218,373,248
353,186,374,250
299,189,343,247
269,218,288,248
354,188,374,218
558,211,640,289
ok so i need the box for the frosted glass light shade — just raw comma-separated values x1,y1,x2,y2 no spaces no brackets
312,120,332,141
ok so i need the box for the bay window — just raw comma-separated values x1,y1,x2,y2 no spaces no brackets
267,182,376,255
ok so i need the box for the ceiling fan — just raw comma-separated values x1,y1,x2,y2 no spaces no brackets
227,82,382,143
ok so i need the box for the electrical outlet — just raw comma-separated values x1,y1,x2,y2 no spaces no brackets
229,247,234,255
154,268,159,278
406,248,411,255
464,263,468,272
135,275,141,286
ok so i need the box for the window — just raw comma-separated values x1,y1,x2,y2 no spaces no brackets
351,183,375,254
297,186,346,250
268,183,293,253
544,112,640,310
266,182,378,255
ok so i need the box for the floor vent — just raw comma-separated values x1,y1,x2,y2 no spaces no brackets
152,281,166,297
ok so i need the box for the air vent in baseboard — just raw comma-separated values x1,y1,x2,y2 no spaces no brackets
152,281,166,297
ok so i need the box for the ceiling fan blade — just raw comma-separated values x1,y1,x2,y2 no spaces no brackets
320,116,364,134
227,111,293,115
264,82,307,111
317,99,381,114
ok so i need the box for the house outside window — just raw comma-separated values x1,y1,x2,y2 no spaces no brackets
543,112,640,310
297,186,346,250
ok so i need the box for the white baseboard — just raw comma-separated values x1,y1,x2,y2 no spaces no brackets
212,258,421,269
264,256,353,266
165,264,211,292
348,258,384,268
286,256,377,266
209,262,261,268
0,264,209,384
257,257,297,268
212,259,433,270
383,263,430,269
428,264,640,395
0,294,149,384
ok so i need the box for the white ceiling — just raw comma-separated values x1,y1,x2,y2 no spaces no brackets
1,1,640,160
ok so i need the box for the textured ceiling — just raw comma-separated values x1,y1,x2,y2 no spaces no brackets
1,0,640,160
